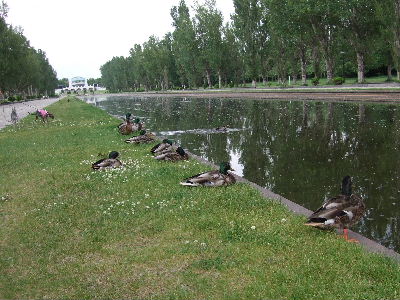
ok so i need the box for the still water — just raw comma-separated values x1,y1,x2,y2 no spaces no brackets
84,95,400,252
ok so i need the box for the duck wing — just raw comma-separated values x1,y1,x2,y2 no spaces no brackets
96,158,122,170
306,195,365,228
151,143,172,154
180,170,227,186
309,195,349,218
151,142,162,153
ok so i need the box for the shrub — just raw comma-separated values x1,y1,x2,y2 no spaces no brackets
228,81,234,88
311,77,320,86
333,77,345,85
8,96,16,102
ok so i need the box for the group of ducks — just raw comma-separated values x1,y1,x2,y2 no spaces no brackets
92,112,366,242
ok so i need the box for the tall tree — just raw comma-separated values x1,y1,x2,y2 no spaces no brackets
195,0,224,88
171,0,200,88
232,0,263,87
307,0,343,82
342,0,382,83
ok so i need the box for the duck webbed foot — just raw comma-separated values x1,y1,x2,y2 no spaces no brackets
342,228,360,243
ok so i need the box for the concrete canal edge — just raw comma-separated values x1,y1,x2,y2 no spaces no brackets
186,152,400,263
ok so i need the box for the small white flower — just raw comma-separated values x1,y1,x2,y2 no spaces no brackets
251,225,256,230
281,218,287,222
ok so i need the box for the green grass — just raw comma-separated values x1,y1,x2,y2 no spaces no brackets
0,96,399,299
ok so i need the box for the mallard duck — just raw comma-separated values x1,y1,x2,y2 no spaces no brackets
118,113,134,135
131,118,145,132
92,151,122,170
305,176,366,242
154,147,189,161
180,162,236,187
151,139,174,154
125,130,156,144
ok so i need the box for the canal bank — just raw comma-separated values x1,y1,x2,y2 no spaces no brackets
1,96,399,299
82,93,400,253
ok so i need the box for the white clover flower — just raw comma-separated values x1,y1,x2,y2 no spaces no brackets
251,225,256,230
281,218,287,222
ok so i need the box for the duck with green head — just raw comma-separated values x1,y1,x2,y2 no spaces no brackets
154,147,189,162
125,130,156,144
92,151,122,170
180,162,235,187
131,118,145,132
151,139,174,155
305,176,366,242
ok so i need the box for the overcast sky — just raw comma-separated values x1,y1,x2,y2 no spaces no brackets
6,0,235,80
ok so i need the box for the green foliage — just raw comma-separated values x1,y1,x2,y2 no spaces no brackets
333,77,345,85
0,11,57,97
311,77,320,86
98,0,400,91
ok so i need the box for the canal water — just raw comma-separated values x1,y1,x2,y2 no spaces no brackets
84,95,400,252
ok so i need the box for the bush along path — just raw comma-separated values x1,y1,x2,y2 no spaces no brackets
0,96,399,299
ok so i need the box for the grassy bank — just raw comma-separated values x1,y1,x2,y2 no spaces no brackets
0,96,399,299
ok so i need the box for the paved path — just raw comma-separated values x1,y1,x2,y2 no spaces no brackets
0,97,61,130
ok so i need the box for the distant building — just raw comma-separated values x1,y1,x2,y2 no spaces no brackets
55,76,105,95
70,76,87,88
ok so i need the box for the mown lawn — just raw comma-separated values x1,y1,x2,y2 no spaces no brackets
0,96,399,299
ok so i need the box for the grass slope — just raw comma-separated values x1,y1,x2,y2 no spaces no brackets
0,97,399,299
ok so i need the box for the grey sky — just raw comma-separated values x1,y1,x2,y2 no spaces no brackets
6,0,234,80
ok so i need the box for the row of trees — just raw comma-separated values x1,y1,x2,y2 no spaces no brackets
100,0,400,92
0,1,57,98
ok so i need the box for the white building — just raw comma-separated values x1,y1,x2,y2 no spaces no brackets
55,76,106,95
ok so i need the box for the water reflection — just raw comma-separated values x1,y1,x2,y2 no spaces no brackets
84,95,400,252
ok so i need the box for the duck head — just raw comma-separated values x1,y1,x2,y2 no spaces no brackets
219,162,234,174
134,118,141,124
341,175,352,196
176,147,186,156
139,130,146,135
108,151,119,159
162,139,174,145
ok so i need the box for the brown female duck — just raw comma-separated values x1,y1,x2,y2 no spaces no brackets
305,176,366,242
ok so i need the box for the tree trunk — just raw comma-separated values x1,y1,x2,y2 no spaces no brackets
312,45,321,78
356,52,365,83
163,67,169,90
218,71,222,89
300,57,307,85
387,64,393,81
292,73,297,85
326,58,334,83
252,79,256,88
397,70,400,80
206,69,212,88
